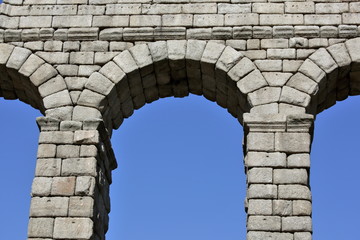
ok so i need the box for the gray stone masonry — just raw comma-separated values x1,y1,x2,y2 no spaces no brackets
1,0,360,239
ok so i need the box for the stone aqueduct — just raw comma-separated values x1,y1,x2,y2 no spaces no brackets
0,0,360,239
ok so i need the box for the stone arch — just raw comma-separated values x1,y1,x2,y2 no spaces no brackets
0,43,72,119
279,37,360,115
77,40,269,133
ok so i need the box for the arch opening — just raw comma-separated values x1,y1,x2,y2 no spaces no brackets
311,95,360,239
0,99,40,239
107,95,247,240
77,40,271,135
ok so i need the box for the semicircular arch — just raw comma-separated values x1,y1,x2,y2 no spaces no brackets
77,40,269,132
279,37,360,115
0,43,73,119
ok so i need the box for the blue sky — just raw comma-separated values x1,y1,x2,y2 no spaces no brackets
0,93,359,239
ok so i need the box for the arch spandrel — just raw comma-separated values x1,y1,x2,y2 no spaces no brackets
76,40,271,132
0,43,73,120
280,37,360,116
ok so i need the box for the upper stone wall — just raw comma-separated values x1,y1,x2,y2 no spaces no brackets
1,0,360,43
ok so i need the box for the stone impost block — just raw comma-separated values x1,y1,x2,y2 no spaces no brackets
62,157,98,177
275,132,311,153
247,184,277,199
30,197,69,217
53,218,93,239
282,216,312,232
248,216,281,231
28,218,54,238
248,199,272,215
245,152,286,167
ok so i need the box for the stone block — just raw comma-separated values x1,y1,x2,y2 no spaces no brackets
39,131,74,144
225,13,259,26
35,158,61,177
287,154,310,168
248,87,281,107
248,199,272,215
280,86,311,108
38,75,68,98
253,3,284,14
275,133,311,153
254,60,282,71
28,218,54,238
69,197,94,217
37,144,56,158
74,130,100,144
237,69,268,94
293,200,312,216
51,177,76,196
274,169,308,185
248,216,281,231
247,231,293,240
294,232,312,240
53,218,93,239
273,200,292,216
278,185,311,200
263,72,292,87
30,63,58,87
282,216,312,232
62,157,97,177
30,197,69,217
32,177,52,197
248,168,273,184
247,132,274,152
75,176,96,196
247,184,277,199
245,152,286,167
43,90,73,109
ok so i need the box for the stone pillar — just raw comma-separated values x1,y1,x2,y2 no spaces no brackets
243,113,314,240
28,117,116,240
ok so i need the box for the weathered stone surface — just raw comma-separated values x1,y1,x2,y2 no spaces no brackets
53,218,93,239
248,216,281,231
30,197,69,217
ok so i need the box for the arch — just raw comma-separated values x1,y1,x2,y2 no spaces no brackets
0,43,72,119
279,37,360,115
76,40,269,133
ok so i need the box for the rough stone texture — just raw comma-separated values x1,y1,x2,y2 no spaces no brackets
1,1,359,239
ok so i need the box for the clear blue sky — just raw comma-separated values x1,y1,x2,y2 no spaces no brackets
0,93,359,240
